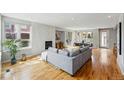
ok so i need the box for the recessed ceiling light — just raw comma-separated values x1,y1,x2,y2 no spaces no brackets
108,16,112,18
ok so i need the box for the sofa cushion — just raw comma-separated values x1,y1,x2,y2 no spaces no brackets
48,47,58,53
58,49,69,56
80,47,89,53
65,47,80,57
66,46,79,51
69,49,80,57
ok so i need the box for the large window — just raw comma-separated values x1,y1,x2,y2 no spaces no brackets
4,22,32,50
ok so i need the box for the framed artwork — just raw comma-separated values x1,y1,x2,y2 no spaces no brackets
56,32,61,40
87,32,93,38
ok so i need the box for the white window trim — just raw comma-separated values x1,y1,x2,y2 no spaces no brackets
3,21,32,52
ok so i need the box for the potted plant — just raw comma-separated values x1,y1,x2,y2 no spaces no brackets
3,39,21,65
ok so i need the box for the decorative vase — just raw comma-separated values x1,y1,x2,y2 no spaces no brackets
21,54,27,61
11,56,16,65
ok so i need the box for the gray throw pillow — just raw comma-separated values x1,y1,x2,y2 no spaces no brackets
69,50,80,57
58,49,69,56
80,47,87,53
65,47,80,57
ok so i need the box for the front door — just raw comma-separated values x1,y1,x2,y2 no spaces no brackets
100,30,108,48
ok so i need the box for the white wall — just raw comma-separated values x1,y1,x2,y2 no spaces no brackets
108,28,117,48
0,14,2,76
117,14,124,74
92,29,99,48
0,14,1,52
1,16,55,62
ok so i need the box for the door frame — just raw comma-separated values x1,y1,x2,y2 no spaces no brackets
99,29,109,48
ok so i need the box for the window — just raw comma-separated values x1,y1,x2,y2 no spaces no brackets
4,22,32,50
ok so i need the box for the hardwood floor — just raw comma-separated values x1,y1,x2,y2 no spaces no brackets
1,48,124,80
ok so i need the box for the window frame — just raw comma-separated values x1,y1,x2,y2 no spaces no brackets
3,21,32,52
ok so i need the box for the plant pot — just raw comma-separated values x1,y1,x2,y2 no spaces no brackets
11,56,16,65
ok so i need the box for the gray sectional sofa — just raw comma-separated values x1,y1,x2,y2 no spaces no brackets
47,47,92,75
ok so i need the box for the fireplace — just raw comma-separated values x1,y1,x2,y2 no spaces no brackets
45,41,52,49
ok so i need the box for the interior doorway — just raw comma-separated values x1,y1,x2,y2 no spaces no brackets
99,29,109,48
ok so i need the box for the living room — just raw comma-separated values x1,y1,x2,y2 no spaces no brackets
1,0,124,93
0,13,124,80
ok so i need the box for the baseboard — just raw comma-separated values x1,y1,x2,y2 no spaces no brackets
2,54,40,64
117,57,124,75
120,68,124,75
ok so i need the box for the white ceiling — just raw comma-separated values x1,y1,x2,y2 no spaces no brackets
2,13,120,30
